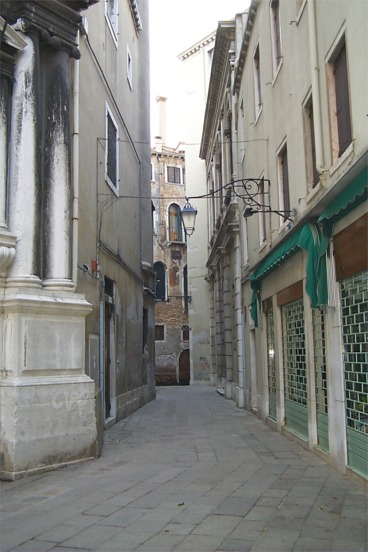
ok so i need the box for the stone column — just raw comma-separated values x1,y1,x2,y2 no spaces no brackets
207,272,217,386
234,230,245,408
214,266,225,388
0,23,25,281
222,255,233,399
7,32,41,287
43,47,74,290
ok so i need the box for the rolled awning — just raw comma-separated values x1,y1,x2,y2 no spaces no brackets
318,167,368,237
249,223,329,325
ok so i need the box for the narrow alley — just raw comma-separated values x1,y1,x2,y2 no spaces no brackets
1,386,366,552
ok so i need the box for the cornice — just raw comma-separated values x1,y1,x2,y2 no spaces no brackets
233,0,259,94
200,21,235,161
0,1,99,58
178,31,216,61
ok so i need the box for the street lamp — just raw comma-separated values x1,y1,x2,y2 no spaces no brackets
181,199,198,237
181,178,294,236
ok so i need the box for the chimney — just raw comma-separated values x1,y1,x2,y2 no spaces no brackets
156,96,167,145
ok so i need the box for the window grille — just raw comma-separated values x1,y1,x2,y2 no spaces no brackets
341,271,368,433
282,298,307,406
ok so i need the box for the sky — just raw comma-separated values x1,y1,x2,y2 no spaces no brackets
149,0,251,146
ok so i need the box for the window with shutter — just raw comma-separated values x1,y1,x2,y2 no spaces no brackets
334,44,352,156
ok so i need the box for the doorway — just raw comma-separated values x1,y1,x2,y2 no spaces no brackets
179,348,190,385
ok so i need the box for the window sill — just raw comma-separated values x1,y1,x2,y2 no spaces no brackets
272,59,283,86
105,177,119,197
254,105,263,125
306,180,323,205
329,142,354,177
105,15,118,48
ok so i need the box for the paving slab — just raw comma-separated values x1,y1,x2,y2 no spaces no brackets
0,385,367,552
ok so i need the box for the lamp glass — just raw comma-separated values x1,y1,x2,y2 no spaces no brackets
181,203,197,236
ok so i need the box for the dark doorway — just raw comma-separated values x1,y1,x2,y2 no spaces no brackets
179,348,190,385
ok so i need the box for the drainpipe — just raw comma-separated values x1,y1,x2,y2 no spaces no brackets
308,0,325,174
72,31,80,284
99,297,105,418
234,231,245,408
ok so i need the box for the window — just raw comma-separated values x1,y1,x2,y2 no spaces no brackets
253,43,262,117
127,45,133,89
270,0,282,75
155,325,165,341
327,38,352,161
183,265,189,311
142,308,148,352
304,98,319,189
105,105,119,192
167,166,181,184
182,325,189,341
168,204,183,242
105,0,118,42
154,262,166,300
277,143,290,222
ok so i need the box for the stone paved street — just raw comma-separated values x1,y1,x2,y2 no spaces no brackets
1,386,367,552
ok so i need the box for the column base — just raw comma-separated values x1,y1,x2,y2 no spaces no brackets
0,375,98,481
0,288,97,481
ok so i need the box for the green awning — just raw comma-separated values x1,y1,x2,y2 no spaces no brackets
249,227,303,326
318,167,368,237
249,223,329,326
249,227,303,283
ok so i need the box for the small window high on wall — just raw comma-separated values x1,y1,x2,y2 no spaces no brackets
105,0,118,43
168,204,183,242
167,166,182,184
105,104,119,193
154,262,166,300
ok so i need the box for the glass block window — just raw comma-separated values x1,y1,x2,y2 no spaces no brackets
282,298,307,405
341,270,368,433
267,309,276,395
313,308,328,414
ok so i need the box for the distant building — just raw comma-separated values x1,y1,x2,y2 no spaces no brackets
151,97,190,385
0,0,155,481
178,34,216,385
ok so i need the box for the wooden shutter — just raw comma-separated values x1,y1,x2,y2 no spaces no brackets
334,43,352,156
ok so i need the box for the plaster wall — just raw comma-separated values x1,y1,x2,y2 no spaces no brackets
180,40,214,383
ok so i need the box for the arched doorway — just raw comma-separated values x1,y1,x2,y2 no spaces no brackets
179,348,190,385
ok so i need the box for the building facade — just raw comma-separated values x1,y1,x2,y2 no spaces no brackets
0,0,155,480
178,33,216,385
200,0,367,480
151,99,190,385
